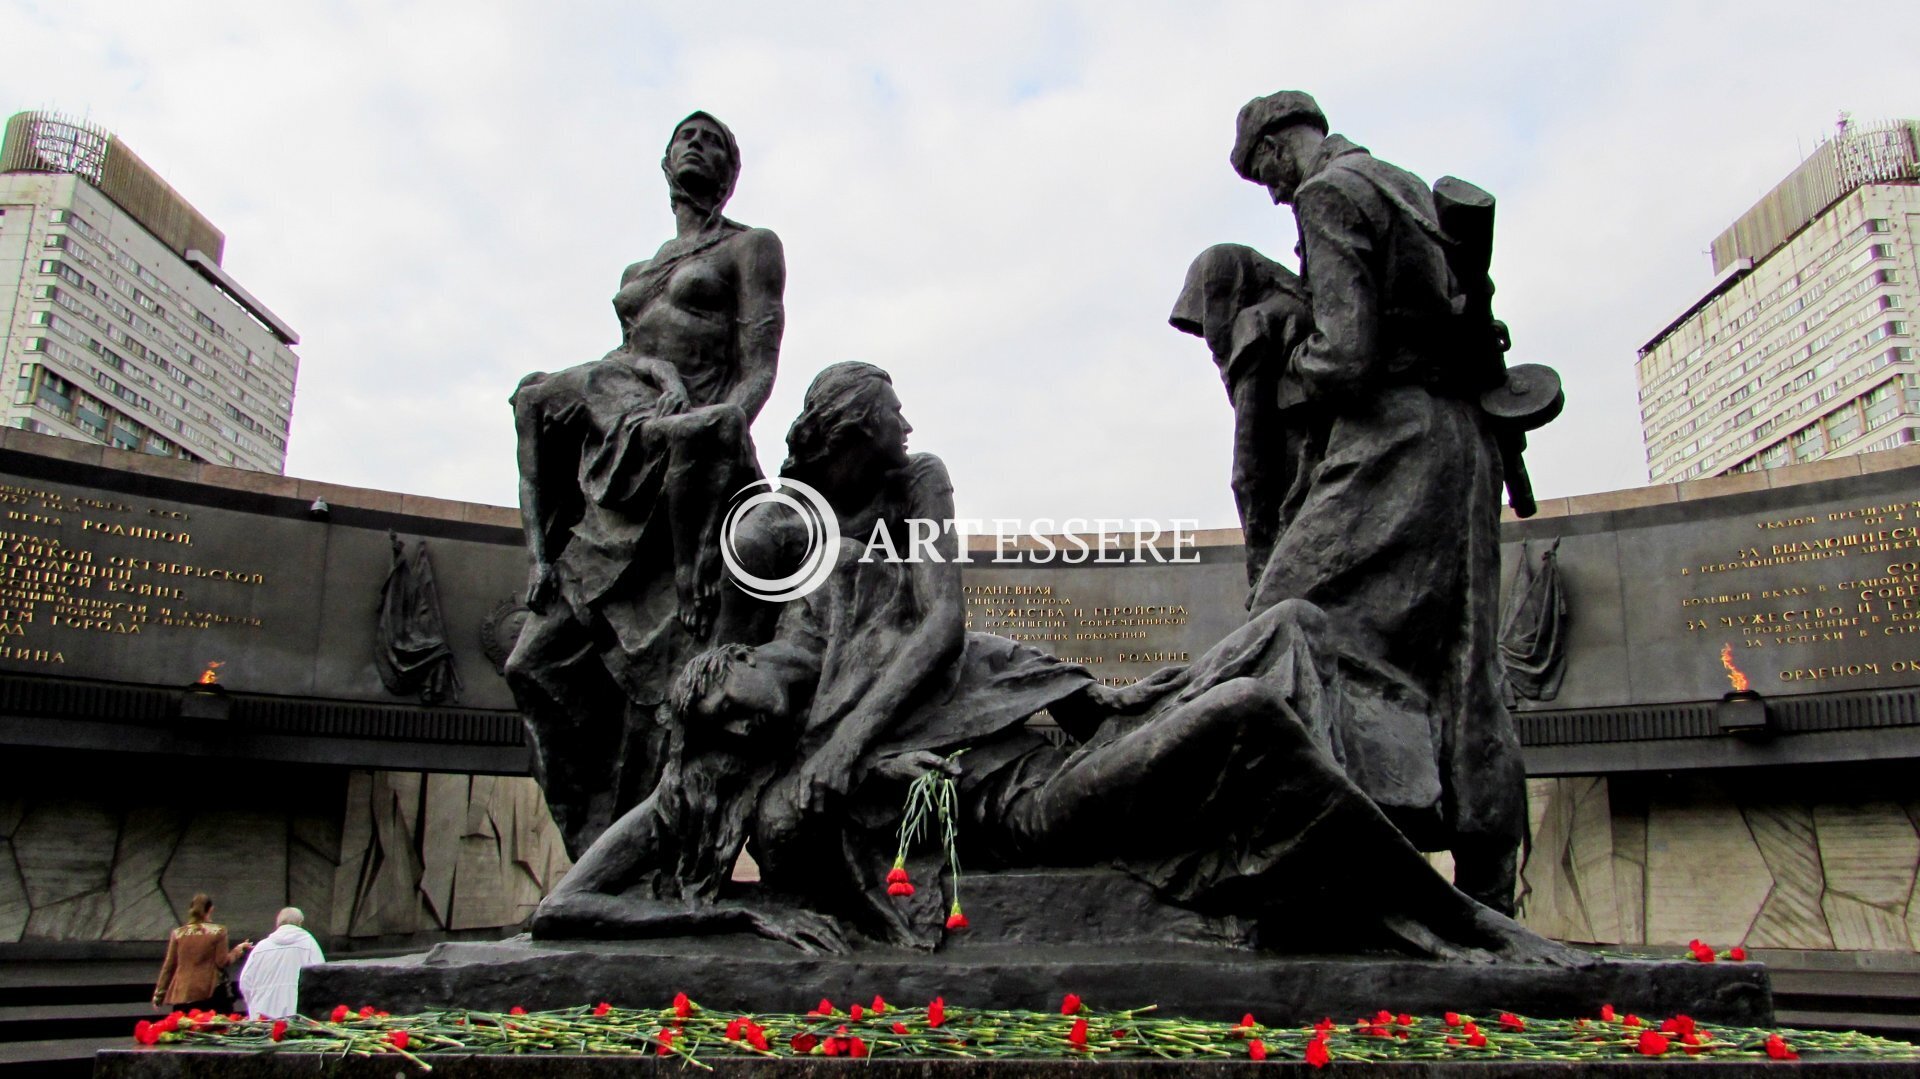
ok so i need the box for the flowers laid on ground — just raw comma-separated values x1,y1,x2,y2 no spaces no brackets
125,995,1920,1070
1689,938,1750,962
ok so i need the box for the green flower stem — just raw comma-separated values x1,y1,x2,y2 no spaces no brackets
139,1003,1920,1069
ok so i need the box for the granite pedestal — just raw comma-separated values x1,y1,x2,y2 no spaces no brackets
298,870,1771,1027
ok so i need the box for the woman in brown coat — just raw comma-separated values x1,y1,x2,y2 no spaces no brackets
151,894,252,1010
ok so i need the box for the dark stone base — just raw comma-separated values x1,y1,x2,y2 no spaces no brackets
300,935,1773,1028
92,1051,1920,1077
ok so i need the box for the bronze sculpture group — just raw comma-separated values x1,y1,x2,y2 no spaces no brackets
506,95,1572,966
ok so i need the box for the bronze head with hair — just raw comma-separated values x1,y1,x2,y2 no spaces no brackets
662,111,743,223
781,361,910,491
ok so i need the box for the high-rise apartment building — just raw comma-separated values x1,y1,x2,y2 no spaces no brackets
0,112,298,473
1637,119,1918,484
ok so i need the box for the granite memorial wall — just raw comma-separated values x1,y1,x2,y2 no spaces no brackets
5,428,1920,952
0,429,565,946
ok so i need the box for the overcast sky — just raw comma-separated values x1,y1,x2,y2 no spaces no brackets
5,2,1916,527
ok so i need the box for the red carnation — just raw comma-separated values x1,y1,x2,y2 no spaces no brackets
1599,1004,1616,1022
1729,946,1748,961
673,992,692,1018
270,1020,287,1042
1659,1015,1696,1036
746,1025,770,1052
1396,1012,1412,1026
1248,1038,1268,1060
1465,1022,1487,1048
1638,1029,1669,1056
1444,1011,1462,1027
1306,1036,1331,1068
133,1020,155,1045
886,863,910,884
1766,1034,1798,1060
1314,1017,1334,1035
329,1005,349,1022
508,1006,526,1016
1061,993,1083,1016
657,1028,675,1056
946,907,969,930
892,1021,910,1035
725,1017,746,1041
812,998,834,1016
871,995,888,1015
1068,1017,1089,1049
358,1006,375,1018
928,996,946,1028
791,1032,819,1053
593,1001,611,1017
849,1037,869,1058
888,881,915,897
850,1003,865,1021
387,1030,409,1051
1447,1036,1461,1047
1499,1012,1525,1032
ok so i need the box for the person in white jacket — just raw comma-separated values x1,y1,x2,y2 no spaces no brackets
237,907,325,1019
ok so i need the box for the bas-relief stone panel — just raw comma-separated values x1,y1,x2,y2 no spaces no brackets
1519,779,1586,941
1518,775,1920,954
1610,810,1647,947
289,806,343,935
418,774,465,926
0,467,518,707
0,753,552,944
1644,788,1773,946
1813,802,1920,910
12,798,118,908
1743,803,1835,950
103,806,185,941
0,839,28,941
1823,891,1912,951
1506,531,1626,712
24,891,112,940
329,771,570,939
1566,778,1620,943
160,809,287,938
1518,778,1620,944
308,527,522,711
330,772,375,940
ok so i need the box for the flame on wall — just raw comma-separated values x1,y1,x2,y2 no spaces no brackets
197,661,223,686
1720,643,1750,693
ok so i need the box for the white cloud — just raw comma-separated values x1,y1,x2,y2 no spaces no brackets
4,1,1916,526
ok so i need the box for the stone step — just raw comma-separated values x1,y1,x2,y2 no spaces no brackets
1773,969,1920,1006
0,1035,125,1078
1776,1008,1920,1043
0,1001,155,1043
